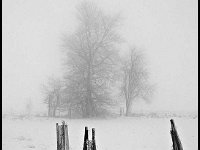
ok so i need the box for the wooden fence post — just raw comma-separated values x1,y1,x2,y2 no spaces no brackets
83,127,97,150
56,121,69,150
64,124,69,150
56,123,60,150
83,127,88,150
170,119,183,150
92,128,96,150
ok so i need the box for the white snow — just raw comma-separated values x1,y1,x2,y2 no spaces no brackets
2,116,198,150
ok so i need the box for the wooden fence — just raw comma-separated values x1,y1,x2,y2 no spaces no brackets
56,119,183,150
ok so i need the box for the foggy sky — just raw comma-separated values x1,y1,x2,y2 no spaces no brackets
2,0,198,114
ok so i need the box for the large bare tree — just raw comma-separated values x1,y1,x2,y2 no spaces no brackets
62,2,122,117
121,48,154,116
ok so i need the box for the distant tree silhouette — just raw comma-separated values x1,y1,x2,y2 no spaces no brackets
121,48,154,116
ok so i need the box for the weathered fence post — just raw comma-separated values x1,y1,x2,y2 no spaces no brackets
170,119,183,150
56,121,69,150
64,123,69,150
83,127,89,150
92,128,96,150
83,127,97,150
56,123,60,150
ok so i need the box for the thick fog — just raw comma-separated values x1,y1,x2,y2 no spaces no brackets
2,0,198,114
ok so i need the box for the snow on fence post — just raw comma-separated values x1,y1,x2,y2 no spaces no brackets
170,119,183,150
56,121,69,150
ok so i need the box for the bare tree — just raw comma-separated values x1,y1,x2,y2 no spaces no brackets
41,77,63,117
62,2,122,118
121,48,154,116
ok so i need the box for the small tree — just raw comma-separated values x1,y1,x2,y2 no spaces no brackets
41,77,63,117
121,48,154,116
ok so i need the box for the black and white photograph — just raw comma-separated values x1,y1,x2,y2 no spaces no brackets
2,0,198,150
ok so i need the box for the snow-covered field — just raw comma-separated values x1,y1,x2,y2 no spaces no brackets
2,116,198,150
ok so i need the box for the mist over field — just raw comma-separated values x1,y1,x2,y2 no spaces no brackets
2,0,198,116
2,0,198,150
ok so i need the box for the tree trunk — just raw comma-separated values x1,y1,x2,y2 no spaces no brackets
69,107,72,118
56,94,60,117
86,52,93,118
48,98,51,117
126,108,130,116
53,108,56,117
125,99,130,116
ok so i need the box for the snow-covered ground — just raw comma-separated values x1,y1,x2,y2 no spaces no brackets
2,116,198,150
